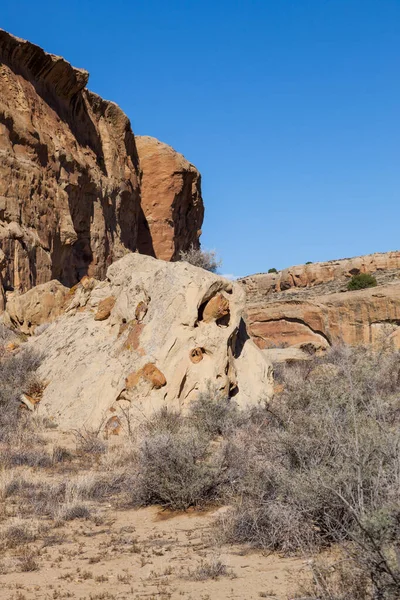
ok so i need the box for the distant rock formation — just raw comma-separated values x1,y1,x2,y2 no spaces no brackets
0,30,203,307
136,136,204,261
19,254,272,430
240,252,400,354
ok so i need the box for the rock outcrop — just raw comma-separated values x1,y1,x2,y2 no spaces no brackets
24,254,272,430
136,136,204,260
241,252,400,353
0,30,204,303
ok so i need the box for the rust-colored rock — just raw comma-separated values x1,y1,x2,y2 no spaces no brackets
125,362,166,390
241,251,400,296
241,252,400,352
141,363,167,388
189,347,204,363
202,294,230,323
94,296,115,321
136,136,204,261
123,322,144,351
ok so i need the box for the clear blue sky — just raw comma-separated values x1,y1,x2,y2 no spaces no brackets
3,1,399,277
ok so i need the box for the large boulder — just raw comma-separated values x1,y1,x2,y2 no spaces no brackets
136,136,204,261
28,254,273,430
5,280,69,334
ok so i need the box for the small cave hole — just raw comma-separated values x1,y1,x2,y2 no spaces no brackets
216,311,230,327
229,384,239,397
196,300,208,324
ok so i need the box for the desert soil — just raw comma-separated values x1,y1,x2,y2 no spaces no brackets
0,503,307,600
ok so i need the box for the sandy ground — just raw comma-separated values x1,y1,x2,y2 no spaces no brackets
0,504,308,600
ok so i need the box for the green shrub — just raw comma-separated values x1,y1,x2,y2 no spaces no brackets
267,268,278,274
306,261,313,264
347,272,377,290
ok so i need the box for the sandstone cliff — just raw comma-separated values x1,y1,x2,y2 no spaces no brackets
136,136,203,261
15,254,272,430
240,252,400,353
0,30,204,306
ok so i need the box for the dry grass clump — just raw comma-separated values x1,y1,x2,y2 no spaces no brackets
0,344,43,443
0,518,46,549
179,245,221,273
186,556,231,580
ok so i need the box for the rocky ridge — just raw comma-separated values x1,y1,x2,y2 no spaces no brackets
240,251,400,353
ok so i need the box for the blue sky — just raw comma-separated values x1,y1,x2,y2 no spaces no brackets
2,0,399,277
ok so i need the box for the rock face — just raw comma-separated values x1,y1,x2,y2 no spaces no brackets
26,254,272,430
0,30,204,303
241,252,400,352
136,136,204,261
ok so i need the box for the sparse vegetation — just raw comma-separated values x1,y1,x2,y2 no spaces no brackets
0,330,398,599
347,272,378,290
186,557,231,580
179,245,221,273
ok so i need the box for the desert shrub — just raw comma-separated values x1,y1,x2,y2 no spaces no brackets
188,389,240,436
297,508,400,600
220,345,400,563
0,346,43,442
74,429,107,456
306,261,313,264
347,272,377,290
268,268,278,273
130,424,227,510
179,245,221,273
143,406,183,435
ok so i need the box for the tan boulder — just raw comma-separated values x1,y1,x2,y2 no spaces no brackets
141,363,166,388
26,253,273,431
5,280,69,334
136,136,204,261
94,297,116,321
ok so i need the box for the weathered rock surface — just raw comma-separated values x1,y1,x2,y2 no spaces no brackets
241,251,400,297
241,252,400,352
5,279,69,334
0,30,204,302
136,136,204,261
26,254,272,430
0,29,141,293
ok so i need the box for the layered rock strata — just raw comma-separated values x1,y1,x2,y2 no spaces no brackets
241,252,400,352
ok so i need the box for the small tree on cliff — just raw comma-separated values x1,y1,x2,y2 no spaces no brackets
347,273,377,291
179,245,221,273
